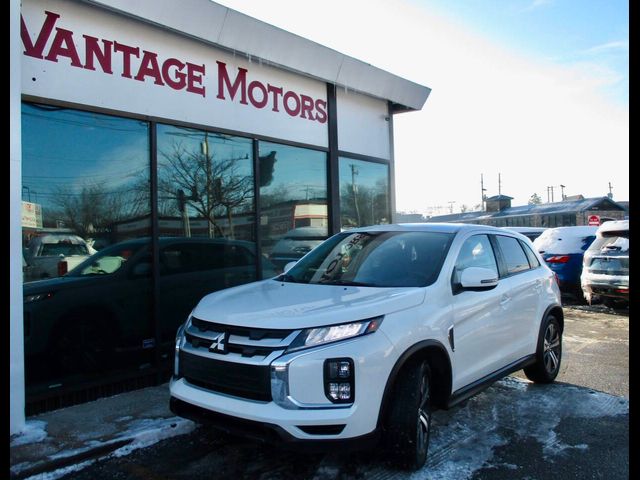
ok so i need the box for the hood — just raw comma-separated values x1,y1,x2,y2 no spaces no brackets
191,279,427,329
23,275,103,293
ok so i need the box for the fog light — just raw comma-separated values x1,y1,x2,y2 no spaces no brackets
324,358,354,403
328,383,352,401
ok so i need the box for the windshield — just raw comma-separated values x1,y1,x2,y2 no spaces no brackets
67,242,146,276
278,231,454,287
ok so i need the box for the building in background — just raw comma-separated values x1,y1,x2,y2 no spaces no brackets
426,195,627,227
10,0,430,431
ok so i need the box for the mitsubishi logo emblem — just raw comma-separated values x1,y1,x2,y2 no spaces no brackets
209,332,228,354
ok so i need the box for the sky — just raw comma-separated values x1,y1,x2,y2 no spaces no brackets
215,0,628,216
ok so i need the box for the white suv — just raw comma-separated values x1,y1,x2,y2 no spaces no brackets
170,224,563,470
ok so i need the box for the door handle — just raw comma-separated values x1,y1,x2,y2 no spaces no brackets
534,280,543,292
500,294,510,306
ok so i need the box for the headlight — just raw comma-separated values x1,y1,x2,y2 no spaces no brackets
24,292,54,303
286,316,383,353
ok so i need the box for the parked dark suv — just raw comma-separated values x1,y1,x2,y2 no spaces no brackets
23,237,276,384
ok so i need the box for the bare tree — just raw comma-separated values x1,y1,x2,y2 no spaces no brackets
157,140,253,238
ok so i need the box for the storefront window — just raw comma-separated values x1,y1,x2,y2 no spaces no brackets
21,103,152,395
339,158,390,229
156,125,257,347
259,142,328,274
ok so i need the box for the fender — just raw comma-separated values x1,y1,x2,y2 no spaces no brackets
376,339,452,429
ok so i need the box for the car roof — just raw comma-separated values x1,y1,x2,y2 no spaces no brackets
347,223,512,235
597,219,628,234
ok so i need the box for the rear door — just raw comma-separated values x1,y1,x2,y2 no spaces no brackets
451,234,509,389
492,235,542,362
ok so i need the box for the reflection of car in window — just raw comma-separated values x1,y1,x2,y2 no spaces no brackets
22,237,275,386
269,226,328,270
23,234,97,282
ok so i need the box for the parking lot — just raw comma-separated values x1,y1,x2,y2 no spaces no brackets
55,302,628,480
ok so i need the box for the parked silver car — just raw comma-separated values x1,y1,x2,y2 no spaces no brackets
581,220,629,307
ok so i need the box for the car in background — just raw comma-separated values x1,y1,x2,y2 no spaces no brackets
533,226,598,298
23,234,97,282
269,226,328,271
23,236,277,383
581,220,629,307
502,227,547,242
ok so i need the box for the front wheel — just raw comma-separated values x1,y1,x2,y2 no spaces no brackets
384,360,432,470
524,314,562,383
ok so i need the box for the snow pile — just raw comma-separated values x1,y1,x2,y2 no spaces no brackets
10,420,48,447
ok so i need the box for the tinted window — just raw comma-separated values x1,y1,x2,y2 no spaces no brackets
496,235,530,275
519,240,541,268
453,235,498,284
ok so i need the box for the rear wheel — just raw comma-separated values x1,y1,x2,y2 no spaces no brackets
524,314,562,383
385,360,432,470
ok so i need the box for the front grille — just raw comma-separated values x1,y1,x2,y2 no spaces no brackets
186,317,298,360
180,351,272,401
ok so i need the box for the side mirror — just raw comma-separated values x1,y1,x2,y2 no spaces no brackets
460,267,498,289
283,261,297,273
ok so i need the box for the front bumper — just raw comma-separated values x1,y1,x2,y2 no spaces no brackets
169,331,395,441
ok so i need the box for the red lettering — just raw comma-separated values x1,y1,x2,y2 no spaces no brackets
186,62,206,97
162,58,186,90
83,35,113,73
283,91,301,116
314,99,327,124
134,50,164,85
216,61,247,104
44,28,82,67
113,42,140,79
248,80,268,108
300,94,315,120
21,10,60,59
267,84,283,112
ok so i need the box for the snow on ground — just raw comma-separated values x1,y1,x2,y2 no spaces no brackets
10,420,48,447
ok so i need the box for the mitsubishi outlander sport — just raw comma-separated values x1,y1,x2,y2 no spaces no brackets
170,224,563,470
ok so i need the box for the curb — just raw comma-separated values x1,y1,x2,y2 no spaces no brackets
10,438,133,480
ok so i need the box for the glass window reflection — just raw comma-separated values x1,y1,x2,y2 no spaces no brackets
258,142,328,274
21,103,152,396
339,158,390,229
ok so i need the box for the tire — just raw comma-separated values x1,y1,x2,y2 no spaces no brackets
384,360,432,471
523,314,562,383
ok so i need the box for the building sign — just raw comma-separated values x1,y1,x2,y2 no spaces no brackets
588,215,600,226
21,0,328,147
21,201,43,228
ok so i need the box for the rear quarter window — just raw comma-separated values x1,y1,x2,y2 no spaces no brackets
496,235,530,275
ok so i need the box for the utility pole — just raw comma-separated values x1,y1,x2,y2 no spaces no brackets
608,182,613,199
550,186,554,203
560,184,566,200
498,173,502,196
448,201,456,214
480,174,487,211
351,164,361,225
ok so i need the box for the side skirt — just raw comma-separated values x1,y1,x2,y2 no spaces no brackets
445,354,537,409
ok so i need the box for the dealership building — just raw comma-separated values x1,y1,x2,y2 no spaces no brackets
10,0,430,433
